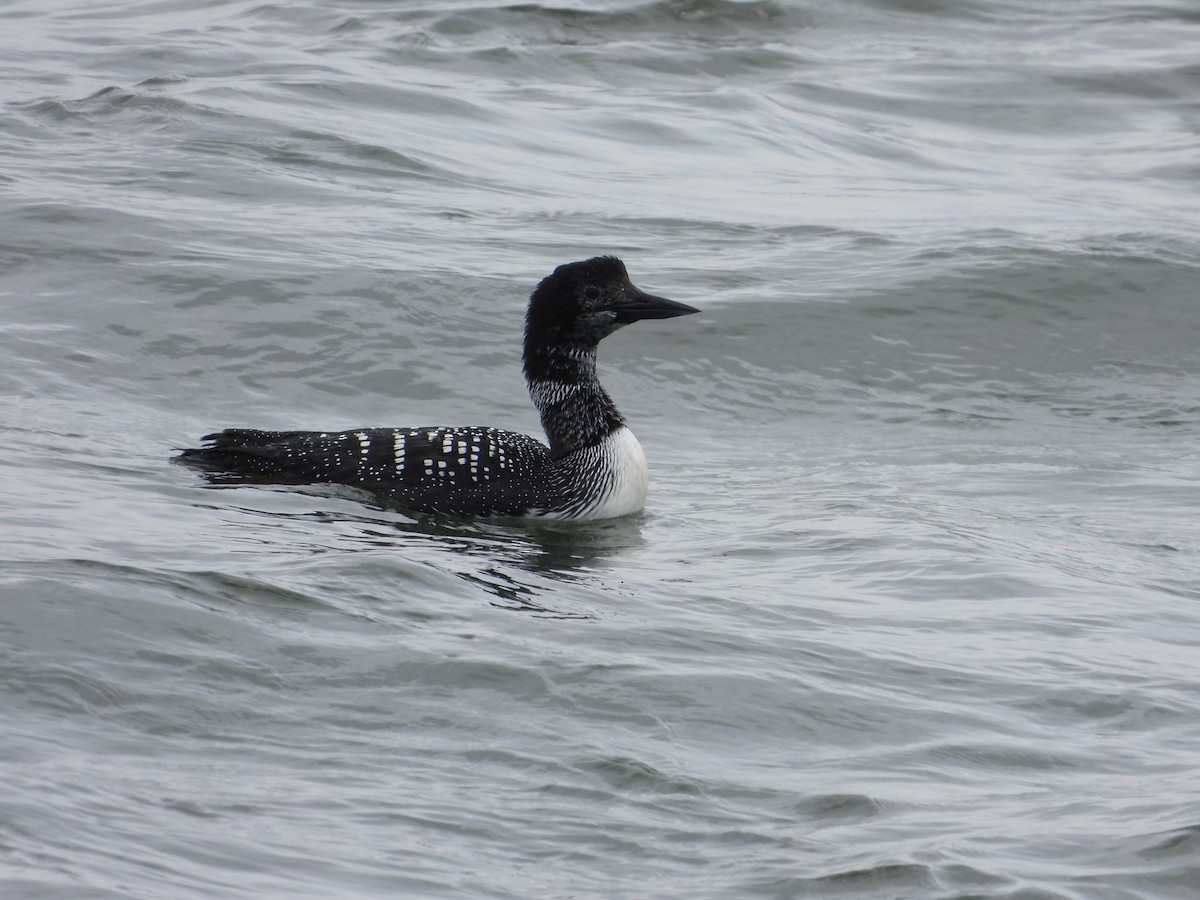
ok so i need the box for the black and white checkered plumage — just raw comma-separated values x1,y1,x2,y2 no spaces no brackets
177,257,699,519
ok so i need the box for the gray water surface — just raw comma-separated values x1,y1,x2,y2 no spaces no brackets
3,1,1200,897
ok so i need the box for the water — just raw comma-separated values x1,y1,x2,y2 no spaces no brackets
3,0,1200,897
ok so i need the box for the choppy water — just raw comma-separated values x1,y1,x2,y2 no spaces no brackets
4,1,1200,897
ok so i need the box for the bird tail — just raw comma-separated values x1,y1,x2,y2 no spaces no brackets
176,429,370,483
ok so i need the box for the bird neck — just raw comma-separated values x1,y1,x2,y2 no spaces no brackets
523,343,624,456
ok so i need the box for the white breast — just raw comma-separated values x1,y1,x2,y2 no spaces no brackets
583,426,649,520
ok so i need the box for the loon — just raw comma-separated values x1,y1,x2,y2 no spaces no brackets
177,256,699,519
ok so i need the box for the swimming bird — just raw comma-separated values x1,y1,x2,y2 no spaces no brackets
177,256,699,519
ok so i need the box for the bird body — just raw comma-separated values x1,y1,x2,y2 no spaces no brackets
178,257,698,519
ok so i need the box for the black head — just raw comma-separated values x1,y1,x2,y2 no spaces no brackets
524,256,699,352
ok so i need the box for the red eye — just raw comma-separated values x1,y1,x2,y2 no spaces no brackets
584,286,601,300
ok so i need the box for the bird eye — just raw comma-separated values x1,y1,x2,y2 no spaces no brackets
583,286,601,300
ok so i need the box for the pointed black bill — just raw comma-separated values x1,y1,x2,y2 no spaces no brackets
615,288,701,324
